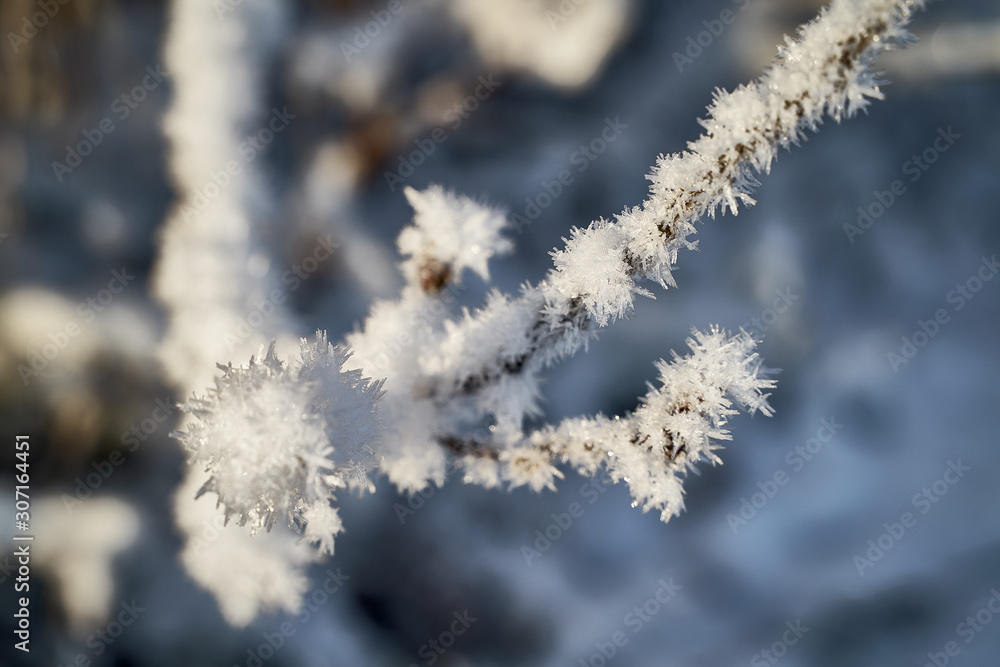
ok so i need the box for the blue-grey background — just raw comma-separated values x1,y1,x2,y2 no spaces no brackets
1,0,998,665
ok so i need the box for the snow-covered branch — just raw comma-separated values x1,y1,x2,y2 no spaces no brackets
527,327,774,520
154,0,323,626
155,0,926,625
345,0,920,493
420,0,922,413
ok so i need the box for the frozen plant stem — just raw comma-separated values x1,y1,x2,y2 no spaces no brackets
155,0,322,627
422,0,924,408
347,0,924,504
162,0,927,619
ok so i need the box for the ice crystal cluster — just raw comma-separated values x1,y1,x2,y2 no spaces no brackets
173,335,382,555
529,327,774,520
154,0,925,624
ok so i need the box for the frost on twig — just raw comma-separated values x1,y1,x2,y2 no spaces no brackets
158,0,926,624
349,0,920,492
344,187,515,493
422,0,922,416
399,185,512,291
529,327,774,520
154,0,294,392
154,0,319,626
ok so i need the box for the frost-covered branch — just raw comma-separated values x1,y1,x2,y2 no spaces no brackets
526,328,774,519
157,0,927,626
420,0,922,413
154,0,343,626
154,0,295,391
345,0,921,492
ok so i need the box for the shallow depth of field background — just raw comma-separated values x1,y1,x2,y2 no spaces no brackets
1,0,999,665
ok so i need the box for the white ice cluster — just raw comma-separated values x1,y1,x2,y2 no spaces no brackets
173,335,382,554
343,0,920,516
398,185,512,288
532,327,774,520
339,188,777,504
155,0,924,625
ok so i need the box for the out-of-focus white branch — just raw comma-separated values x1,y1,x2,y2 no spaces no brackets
880,20,1000,80
154,0,294,392
153,0,320,627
